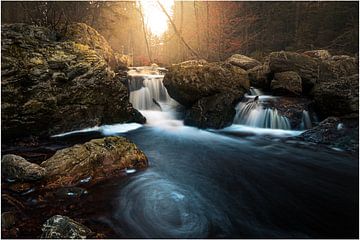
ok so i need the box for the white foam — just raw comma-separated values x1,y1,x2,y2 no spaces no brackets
218,124,303,137
52,123,142,137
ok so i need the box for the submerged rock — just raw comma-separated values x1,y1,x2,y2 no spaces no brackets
41,215,92,239
226,54,261,70
40,136,148,189
272,71,302,96
1,154,46,181
1,23,145,140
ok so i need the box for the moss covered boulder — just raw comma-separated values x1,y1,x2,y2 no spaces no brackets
40,136,148,189
163,61,249,129
1,23,145,140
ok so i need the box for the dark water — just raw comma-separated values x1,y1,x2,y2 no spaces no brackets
75,122,358,239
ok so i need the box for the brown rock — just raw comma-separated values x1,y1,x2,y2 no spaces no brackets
40,136,148,189
272,71,302,96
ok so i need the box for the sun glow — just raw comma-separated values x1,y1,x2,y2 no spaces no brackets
138,0,174,37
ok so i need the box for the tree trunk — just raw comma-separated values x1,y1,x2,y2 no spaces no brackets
157,0,201,59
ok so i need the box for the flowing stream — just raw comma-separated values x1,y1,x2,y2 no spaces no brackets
56,66,358,238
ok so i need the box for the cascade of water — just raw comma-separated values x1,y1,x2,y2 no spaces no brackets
249,87,263,96
299,110,312,130
234,100,291,130
128,67,171,110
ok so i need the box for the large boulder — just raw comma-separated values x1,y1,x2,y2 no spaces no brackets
163,62,249,107
63,23,116,68
41,215,92,239
1,23,145,140
271,71,302,96
226,54,261,70
40,136,148,189
184,93,239,129
269,51,321,93
298,117,358,152
311,74,359,117
1,154,46,181
163,61,249,128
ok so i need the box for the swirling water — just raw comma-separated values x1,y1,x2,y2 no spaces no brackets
58,68,358,238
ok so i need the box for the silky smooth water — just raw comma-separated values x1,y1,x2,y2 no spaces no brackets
55,67,358,238
75,120,358,238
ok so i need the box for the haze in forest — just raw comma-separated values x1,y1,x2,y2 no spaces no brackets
2,1,359,65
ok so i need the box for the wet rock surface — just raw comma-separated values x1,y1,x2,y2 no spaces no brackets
40,136,148,189
298,116,359,152
41,215,93,239
184,93,239,129
163,61,249,107
163,61,249,128
1,23,145,140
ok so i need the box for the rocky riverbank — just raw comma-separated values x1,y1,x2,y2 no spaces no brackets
163,50,358,151
1,23,145,141
1,23,149,238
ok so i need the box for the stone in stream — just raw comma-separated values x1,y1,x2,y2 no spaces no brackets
1,154,46,181
41,215,93,239
311,74,359,118
271,71,302,96
226,54,261,70
303,50,331,61
40,136,148,189
164,61,249,107
163,61,249,129
268,51,321,94
298,116,359,152
1,23,145,140
247,63,272,89
184,93,240,129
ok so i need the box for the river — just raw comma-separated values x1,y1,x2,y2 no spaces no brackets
54,66,358,238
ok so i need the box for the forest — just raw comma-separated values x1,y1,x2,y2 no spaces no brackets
2,1,359,65
1,1,359,239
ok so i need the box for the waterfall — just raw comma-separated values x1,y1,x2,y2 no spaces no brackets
299,110,312,130
234,101,291,130
233,88,292,130
249,87,263,96
128,67,171,110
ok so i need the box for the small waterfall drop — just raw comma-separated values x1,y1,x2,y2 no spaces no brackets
233,88,291,130
128,67,171,110
299,110,312,130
